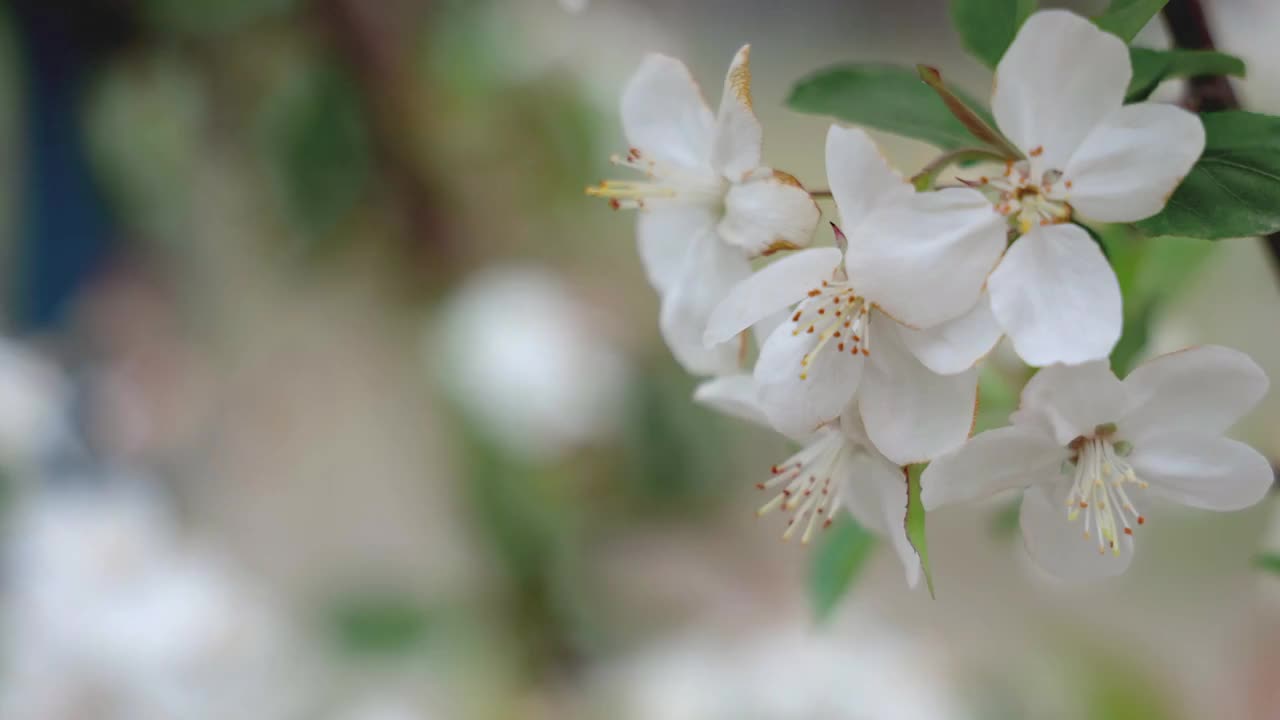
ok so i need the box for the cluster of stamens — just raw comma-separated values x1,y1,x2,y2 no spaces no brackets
585,147,725,210
791,280,871,380
755,432,847,544
1063,423,1148,557
969,150,1072,234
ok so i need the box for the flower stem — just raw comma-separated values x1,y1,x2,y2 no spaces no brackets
910,148,1007,191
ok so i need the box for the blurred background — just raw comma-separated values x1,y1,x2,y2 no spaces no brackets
1,0,1279,718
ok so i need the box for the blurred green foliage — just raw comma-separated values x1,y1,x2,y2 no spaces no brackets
141,0,298,35
1256,552,1280,575
976,364,1021,434
620,363,735,509
1100,226,1213,374
1080,652,1179,720
456,409,601,673
87,58,206,249
329,594,435,657
810,517,876,622
259,61,371,253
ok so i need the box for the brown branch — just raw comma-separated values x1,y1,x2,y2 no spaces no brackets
313,0,458,284
1161,0,1280,271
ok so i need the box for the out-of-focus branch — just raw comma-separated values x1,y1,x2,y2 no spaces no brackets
1162,0,1238,111
313,0,458,284
1161,0,1280,272
1164,0,1280,489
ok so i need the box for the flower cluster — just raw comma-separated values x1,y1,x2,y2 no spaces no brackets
591,10,1272,584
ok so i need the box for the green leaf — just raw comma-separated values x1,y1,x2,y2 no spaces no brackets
906,464,935,598
788,64,998,151
1094,0,1169,42
917,66,1022,159
1126,47,1246,102
1096,223,1147,374
1137,111,1280,240
950,0,1038,68
810,517,877,621
1257,552,1280,575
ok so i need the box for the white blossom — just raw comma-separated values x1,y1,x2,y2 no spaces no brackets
0,340,67,471
704,126,1005,464
975,10,1205,366
696,374,920,585
600,619,970,720
923,346,1272,581
590,45,820,374
0,477,300,720
434,266,629,462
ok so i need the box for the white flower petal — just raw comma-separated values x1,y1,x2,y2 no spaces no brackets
693,374,768,428
704,247,842,346
1020,484,1134,581
987,223,1121,367
1121,345,1269,443
711,45,763,180
718,173,820,258
838,453,921,588
1016,361,1129,446
895,294,1003,375
992,10,1130,170
858,314,978,465
833,447,886,532
621,53,716,170
845,188,1005,329
825,126,912,230
752,307,789,351
636,206,717,295
1064,103,1206,222
921,425,1063,510
1128,432,1273,511
659,231,751,376
755,319,863,438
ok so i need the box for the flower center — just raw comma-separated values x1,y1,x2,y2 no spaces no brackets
974,157,1072,234
790,280,871,379
586,147,726,210
1063,424,1148,556
755,430,847,543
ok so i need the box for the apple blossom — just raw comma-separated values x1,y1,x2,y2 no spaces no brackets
922,346,1272,581
589,45,820,374
704,126,1004,464
974,10,1205,367
695,374,920,586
